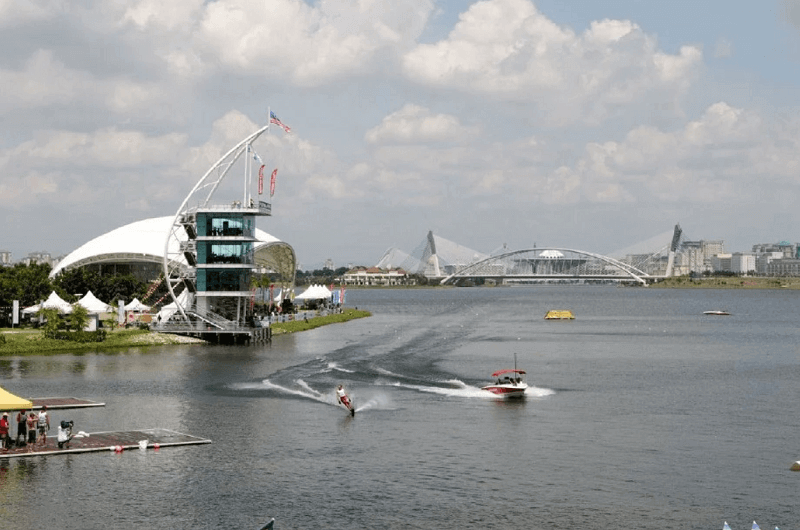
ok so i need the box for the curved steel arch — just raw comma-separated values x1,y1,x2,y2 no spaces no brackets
440,247,651,285
163,124,271,320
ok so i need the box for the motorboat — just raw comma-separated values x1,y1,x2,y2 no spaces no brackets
481,354,528,398
703,310,730,316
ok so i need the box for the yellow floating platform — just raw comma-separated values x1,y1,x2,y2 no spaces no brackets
544,310,575,320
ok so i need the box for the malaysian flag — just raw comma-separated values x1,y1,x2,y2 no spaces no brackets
270,111,291,133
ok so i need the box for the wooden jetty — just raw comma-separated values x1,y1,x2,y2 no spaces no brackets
29,397,105,410
0,428,211,459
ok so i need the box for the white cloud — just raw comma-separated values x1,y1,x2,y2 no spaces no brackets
0,50,169,116
545,102,799,205
0,0,53,27
365,104,479,144
123,0,204,31
401,0,702,123
189,0,434,85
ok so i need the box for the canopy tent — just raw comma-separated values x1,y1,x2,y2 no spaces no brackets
155,290,190,323
125,298,151,312
75,291,112,313
0,386,33,410
295,284,332,301
22,291,73,314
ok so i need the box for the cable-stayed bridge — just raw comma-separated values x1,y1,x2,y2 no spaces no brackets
376,225,687,285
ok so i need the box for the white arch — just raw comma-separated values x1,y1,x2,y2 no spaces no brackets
162,123,271,319
440,247,651,285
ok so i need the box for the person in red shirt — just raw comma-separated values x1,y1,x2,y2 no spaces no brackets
0,412,9,451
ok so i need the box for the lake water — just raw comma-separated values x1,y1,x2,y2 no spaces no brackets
1,286,799,530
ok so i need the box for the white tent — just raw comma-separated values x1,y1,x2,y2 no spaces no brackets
125,298,151,312
295,284,332,300
75,291,112,313
155,290,190,323
22,291,73,314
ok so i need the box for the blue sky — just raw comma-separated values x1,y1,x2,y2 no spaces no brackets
3,0,800,269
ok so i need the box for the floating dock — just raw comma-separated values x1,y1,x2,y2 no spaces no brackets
29,397,105,410
0,428,211,459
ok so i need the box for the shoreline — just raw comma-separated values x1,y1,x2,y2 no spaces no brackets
648,277,800,289
0,308,372,356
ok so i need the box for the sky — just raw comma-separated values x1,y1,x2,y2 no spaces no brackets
3,0,800,269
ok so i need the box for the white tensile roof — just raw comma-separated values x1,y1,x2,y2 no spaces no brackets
22,291,73,314
50,216,291,278
295,284,332,300
125,298,151,312
75,291,112,313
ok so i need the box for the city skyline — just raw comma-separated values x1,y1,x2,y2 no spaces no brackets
3,1,800,267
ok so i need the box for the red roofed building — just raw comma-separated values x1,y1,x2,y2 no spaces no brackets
344,267,414,286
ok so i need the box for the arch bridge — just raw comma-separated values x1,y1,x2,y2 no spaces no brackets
439,248,652,285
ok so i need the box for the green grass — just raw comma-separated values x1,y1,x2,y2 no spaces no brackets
0,308,372,354
0,328,158,356
271,308,371,335
650,277,800,289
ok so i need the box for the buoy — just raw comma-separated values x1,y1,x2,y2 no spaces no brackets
790,461,800,471
109,446,116,452
138,440,148,450
115,445,123,453
153,443,160,450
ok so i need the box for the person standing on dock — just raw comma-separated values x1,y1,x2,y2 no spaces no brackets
0,413,9,450
26,412,37,449
15,409,27,446
37,406,50,446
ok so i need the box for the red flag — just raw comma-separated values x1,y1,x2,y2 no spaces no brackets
270,168,277,197
258,165,265,195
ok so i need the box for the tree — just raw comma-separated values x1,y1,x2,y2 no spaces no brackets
0,263,53,307
39,308,61,338
68,304,90,331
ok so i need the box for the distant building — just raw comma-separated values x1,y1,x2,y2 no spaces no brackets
766,259,800,276
344,267,414,286
324,258,335,270
751,241,799,259
0,250,11,265
710,253,732,272
675,240,724,275
730,253,756,274
756,252,785,274
22,251,53,266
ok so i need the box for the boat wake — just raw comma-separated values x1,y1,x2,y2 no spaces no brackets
353,394,393,413
321,362,354,374
384,379,555,399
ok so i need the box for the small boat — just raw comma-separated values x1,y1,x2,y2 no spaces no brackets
544,310,574,320
703,310,730,316
481,354,528,398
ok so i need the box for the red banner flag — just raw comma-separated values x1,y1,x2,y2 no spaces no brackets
258,165,265,195
270,168,277,197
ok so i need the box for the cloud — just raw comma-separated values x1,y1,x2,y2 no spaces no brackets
0,50,170,116
181,0,435,84
365,104,479,144
401,0,702,124
545,102,800,205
